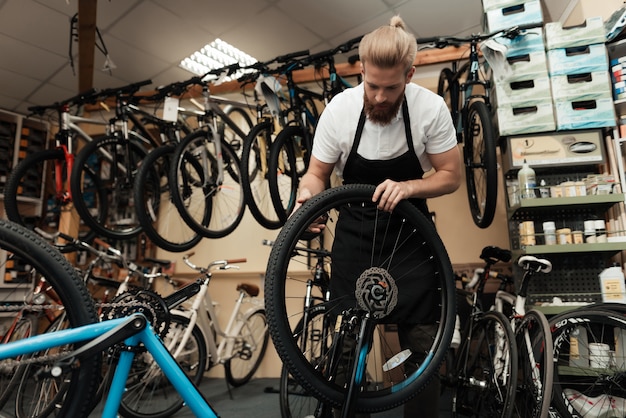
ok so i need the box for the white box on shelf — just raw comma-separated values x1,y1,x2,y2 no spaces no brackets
544,16,606,50
496,99,555,136
485,0,544,33
481,0,526,12
550,71,613,101
547,44,609,76
503,50,549,78
501,129,605,169
494,75,552,107
554,94,617,130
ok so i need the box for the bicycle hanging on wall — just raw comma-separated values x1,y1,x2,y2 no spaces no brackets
417,23,541,229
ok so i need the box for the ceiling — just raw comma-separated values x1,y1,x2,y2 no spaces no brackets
0,0,573,115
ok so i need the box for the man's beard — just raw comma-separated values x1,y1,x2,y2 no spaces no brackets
363,92,403,126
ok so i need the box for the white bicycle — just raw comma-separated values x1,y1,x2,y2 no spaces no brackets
170,255,269,386
466,247,554,418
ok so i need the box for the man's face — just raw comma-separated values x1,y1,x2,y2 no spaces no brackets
362,63,414,125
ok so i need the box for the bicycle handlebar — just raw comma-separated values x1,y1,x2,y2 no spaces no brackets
34,228,127,268
277,49,310,63
416,23,542,48
98,79,153,99
182,252,247,272
262,239,331,258
27,87,100,115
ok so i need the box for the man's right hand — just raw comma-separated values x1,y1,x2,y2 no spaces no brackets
293,188,327,233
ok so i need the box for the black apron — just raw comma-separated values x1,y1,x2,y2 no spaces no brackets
330,99,439,324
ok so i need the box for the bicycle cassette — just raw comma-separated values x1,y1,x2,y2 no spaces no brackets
102,288,170,340
355,267,398,319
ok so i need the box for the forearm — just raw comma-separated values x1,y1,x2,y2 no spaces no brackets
404,169,461,199
296,157,335,204
297,172,328,202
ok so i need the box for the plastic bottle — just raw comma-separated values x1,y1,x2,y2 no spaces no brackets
599,263,626,303
595,220,607,243
542,221,556,245
569,325,589,367
539,179,550,198
517,160,536,199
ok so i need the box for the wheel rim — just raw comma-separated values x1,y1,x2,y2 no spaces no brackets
265,184,456,412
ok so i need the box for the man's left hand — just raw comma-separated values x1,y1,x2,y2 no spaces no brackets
373,179,411,212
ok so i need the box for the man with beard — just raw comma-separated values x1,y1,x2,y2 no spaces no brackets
295,15,461,418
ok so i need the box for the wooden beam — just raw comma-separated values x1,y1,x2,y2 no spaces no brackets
77,0,97,93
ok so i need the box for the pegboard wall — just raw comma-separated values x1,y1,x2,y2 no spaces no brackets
517,253,605,305
506,163,622,306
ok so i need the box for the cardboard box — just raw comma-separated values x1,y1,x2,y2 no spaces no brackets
494,75,552,107
485,1,543,33
496,100,555,136
500,129,605,170
545,16,606,50
503,50,549,79
550,71,613,101
547,44,609,76
481,0,526,12
554,94,617,130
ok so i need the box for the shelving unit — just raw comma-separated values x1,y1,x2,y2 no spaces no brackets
502,129,626,307
608,39,626,203
0,109,49,300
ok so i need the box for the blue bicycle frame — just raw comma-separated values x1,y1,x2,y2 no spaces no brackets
0,314,218,418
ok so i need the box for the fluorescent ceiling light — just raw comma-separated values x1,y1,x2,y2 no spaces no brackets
179,38,258,81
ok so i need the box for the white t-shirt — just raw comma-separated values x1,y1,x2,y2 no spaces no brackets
312,82,457,177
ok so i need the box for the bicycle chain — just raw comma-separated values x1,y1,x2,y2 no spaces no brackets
0,295,163,368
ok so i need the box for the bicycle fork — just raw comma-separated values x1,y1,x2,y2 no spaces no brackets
327,311,374,418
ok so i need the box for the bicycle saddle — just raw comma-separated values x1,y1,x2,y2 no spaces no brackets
517,255,552,273
480,246,512,264
237,283,260,297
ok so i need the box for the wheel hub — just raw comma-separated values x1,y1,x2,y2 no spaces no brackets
355,267,398,319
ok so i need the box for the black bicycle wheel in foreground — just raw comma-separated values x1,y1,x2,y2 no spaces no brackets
265,184,456,413
0,219,99,418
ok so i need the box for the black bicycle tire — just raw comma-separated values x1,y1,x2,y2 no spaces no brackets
240,121,285,229
437,67,460,136
280,304,332,418
170,129,245,238
15,313,70,418
133,144,203,252
549,308,626,418
452,310,517,418
118,314,208,418
265,184,456,412
463,100,498,229
71,135,148,240
219,105,254,157
513,308,554,418
0,316,36,410
300,96,319,175
0,219,99,418
3,148,102,246
224,308,270,387
267,125,301,225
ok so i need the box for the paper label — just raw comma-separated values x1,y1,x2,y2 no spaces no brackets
163,97,179,122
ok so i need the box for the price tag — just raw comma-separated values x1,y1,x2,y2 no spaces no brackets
162,96,179,122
